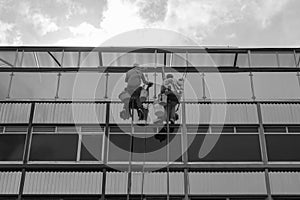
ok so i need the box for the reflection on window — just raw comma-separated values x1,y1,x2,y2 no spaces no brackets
253,72,300,100
29,134,78,161
21,52,36,67
36,52,60,67
59,73,106,99
205,73,252,100
187,134,261,162
80,134,103,161
108,73,126,100
108,134,130,162
80,52,99,67
0,134,25,161
0,72,9,99
62,52,78,67
10,73,57,99
0,51,16,66
251,52,277,67
102,53,164,67
236,53,249,67
185,74,203,100
278,52,296,67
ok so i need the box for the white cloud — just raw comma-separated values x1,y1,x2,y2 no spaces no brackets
30,13,59,36
0,21,22,45
57,0,292,46
55,0,87,19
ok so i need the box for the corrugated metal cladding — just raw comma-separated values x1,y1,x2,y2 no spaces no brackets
110,103,182,124
0,103,31,123
33,103,106,124
0,171,22,194
269,172,300,195
105,172,127,194
188,172,267,195
23,171,102,194
131,172,184,195
185,103,258,124
261,103,300,124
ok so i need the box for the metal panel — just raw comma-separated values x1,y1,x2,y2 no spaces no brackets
33,103,106,124
23,171,102,194
0,103,30,123
0,171,22,194
105,172,127,194
169,172,184,195
186,103,258,124
143,172,167,195
188,172,267,195
131,172,143,194
261,103,300,124
269,172,300,195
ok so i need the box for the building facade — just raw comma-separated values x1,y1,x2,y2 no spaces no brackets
0,46,300,200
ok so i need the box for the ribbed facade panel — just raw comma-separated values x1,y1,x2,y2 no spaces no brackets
143,172,167,195
269,172,300,195
261,103,300,124
105,172,127,194
23,171,102,194
188,172,267,195
0,171,22,194
169,172,184,195
0,103,30,123
33,103,106,124
185,103,258,124
131,172,143,194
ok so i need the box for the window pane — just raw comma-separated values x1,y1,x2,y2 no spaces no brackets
10,73,57,99
278,52,296,67
253,72,300,100
108,134,130,162
236,53,249,67
59,72,106,99
264,126,286,133
251,52,277,67
36,52,60,67
266,135,300,161
80,134,103,161
0,51,16,66
62,52,78,67
80,52,99,67
29,134,78,161
236,126,259,133
187,134,261,162
108,73,126,100
0,134,25,161
205,73,252,100
185,73,203,100
20,52,36,67
0,72,9,99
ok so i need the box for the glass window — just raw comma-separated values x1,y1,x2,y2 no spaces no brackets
0,72,10,99
0,51,16,66
253,72,300,100
21,52,36,67
264,126,287,133
185,73,203,100
29,134,78,161
32,126,56,133
4,126,28,133
0,134,26,161
108,73,126,100
205,73,252,100
288,126,300,133
251,52,278,67
108,133,130,162
10,73,57,99
236,53,249,67
59,72,106,99
80,52,99,67
211,126,234,133
187,125,209,133
236,126,259,133
266,135,300,161
36,52,60,67
62,52,78,67
278,52,296,67
80,134,103,161
187,134,261,162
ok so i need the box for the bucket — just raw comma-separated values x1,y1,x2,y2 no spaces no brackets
119,91,131,103
140,88,148,102
159,93,167,106
154,102,165,117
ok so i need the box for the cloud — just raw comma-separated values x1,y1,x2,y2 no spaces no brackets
57,0,292,46
0,21,22,45
55,0,87,19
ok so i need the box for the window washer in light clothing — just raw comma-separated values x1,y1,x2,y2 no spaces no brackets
119,63,153,120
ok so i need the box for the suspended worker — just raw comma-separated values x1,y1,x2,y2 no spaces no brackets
119,63,153,120
161,74,183,124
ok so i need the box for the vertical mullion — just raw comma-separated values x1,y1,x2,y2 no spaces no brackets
55,49,64,99
7,49,19,99
127,102,134,200
248,50,256,100
256,103,272,200
154,49,157,99
102,102,110,200
77,51,81,67
293,50,300,96
18,102,35,200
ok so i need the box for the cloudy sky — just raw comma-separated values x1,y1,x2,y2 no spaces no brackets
0,0,299,46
